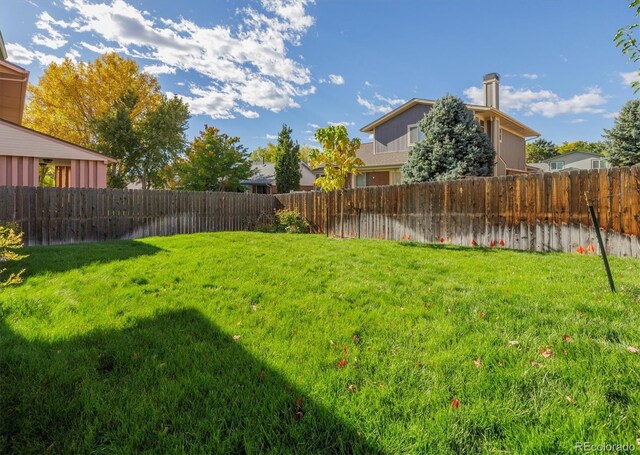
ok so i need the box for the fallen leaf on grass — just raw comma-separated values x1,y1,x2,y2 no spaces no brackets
474,358,483,369
565,396,575,405
479,311,486,319
508,340,520,346
294,398,303,421
352,334,360,344
540,347,553,358
562,335,574,343
347,384,357,393
337,359,348,368
530,361,544,368
259,370,266,380
628,346,639,354
232,335,241,341
451,398,460,409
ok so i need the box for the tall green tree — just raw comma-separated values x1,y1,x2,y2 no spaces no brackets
309,125,363,191
93,91,189,189
526,138,558,163
603,99,640,166
402,95,494,182
274,124,302,193
176,126,252,192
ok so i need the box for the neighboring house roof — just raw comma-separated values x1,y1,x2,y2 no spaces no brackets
360,98,540,138
0,59,29,125
241,161,316,186
542,150,605,162
0,118,117,163
356,142,407,168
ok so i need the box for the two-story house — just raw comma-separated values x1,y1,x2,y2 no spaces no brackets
528,150,609,173
352,73,539,187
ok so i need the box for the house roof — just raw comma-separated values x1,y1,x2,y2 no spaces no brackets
360,98,540,138
542,150,605,162
0,118,117,163
0,59,29,125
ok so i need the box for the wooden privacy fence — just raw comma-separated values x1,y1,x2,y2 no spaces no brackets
0,187,278,245
277,166,640,258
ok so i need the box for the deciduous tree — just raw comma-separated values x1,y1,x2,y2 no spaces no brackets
402,95,494,182
176,126,252,192
274,124,301,193
309,125,363,191
249,143,278,162
24,53,162,148
556,140,606,155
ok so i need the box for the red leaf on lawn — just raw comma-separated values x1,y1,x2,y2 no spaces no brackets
587,243,595,253
576,245,585,254
479,311,486,319
440,237,445,243
451,398,460,409
337,359,348,368
407,235,412,241
499,239,505,247
490,240,496,248
562,335,574,343
294,397,303,421
471,239,477,246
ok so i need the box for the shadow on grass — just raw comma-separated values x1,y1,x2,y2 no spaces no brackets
0,308,377,454
8,240,163,279
397,241,549,255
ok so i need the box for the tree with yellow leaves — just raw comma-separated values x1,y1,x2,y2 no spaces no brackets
24,53,162,148
309,125,364,191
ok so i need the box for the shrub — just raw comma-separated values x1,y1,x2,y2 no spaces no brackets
0,224,27,286
274,209,309,234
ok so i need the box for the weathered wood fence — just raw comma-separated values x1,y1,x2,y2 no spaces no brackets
0,187,277,245
277,166,640,258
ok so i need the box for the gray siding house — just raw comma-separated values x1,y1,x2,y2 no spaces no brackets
353,73,539,187
529,151,610,173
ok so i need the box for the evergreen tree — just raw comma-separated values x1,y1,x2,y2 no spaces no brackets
526,138,558,163
401,95,494,182
274,124,302,193
604,99,640,166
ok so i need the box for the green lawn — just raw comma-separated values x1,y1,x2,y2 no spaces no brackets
1,232,639,454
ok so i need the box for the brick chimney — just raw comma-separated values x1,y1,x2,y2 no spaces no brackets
483,73,500,109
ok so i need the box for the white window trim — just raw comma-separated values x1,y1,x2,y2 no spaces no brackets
407,124,422,147
550,161,565,170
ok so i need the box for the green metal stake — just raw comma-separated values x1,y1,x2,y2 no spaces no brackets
585,192,615,293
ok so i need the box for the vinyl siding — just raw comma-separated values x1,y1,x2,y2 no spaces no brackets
374,105,431,153
500,129,526,171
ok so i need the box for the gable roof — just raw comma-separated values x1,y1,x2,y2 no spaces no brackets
0,118,117,163
542,150,605,162
360,98,539,138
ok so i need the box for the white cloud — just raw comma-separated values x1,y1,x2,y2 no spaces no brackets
364,80,373,87
464,84,607,118
265,134,278,139
328,74,344,85
620,71,640,86
32,11,69,49
328,120,354,126
505,73,539,80
569,118,586,124
357,93,405,115
20,0,318,119
6,42,65,65
308,122,320,128
143,64,177,75
603,112,618,119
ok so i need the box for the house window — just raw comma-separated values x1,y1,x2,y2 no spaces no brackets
408,125,424,146
591,159,607,169
355,173,367,187
550,161,565,170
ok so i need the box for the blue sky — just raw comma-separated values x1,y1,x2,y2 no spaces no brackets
2,0,638,151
